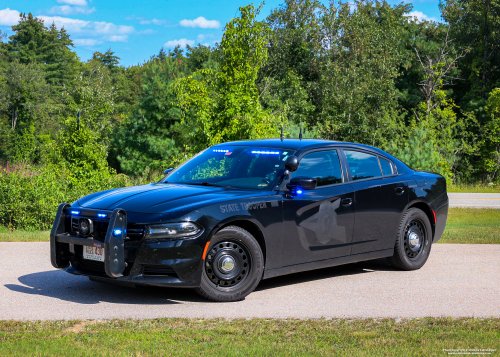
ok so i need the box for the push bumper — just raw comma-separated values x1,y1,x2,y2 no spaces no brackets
50,203,206,288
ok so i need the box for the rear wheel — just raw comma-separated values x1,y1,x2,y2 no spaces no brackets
387,208,432,270
196,226,264,302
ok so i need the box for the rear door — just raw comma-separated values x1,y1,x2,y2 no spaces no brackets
282,149,355,266
341,149,408,255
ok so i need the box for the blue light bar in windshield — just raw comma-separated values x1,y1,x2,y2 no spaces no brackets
213,149,229,153
251,151,280,155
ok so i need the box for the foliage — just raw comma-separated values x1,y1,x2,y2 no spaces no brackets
63,60,115,141
318,1,411,146
115,58,187,175
0,163,127,230
175,4,280,152
388,125,447,177
479,88,500,182
1,0,500,230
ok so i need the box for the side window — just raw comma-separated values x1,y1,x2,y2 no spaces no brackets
379,158,393,176
293,150,343,187
344,150,382,181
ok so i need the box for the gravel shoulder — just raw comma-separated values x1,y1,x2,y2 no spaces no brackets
1,242,499,320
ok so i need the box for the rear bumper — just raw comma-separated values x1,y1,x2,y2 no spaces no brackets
50,203,207,288
430,193,449,243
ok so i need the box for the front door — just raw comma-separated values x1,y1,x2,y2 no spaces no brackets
342,149,409,255
282,149,355,266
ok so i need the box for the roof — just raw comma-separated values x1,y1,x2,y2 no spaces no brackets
212,138,383,152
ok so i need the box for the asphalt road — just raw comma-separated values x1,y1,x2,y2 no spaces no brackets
448,193,500,208
1,242,499,320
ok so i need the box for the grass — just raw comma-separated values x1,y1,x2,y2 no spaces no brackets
0,318,499,356
0,226,49,242
448,184,500,193
1,208,499,244
439,208,500,244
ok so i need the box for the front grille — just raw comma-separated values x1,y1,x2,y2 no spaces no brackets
127,224,145,241
71,217,108,241
70,218,144,241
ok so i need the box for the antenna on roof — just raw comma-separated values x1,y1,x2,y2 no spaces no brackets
280,126,284,142
299,124,303,141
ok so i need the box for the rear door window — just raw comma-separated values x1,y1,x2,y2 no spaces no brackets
379,158,393,176
344,150,382,181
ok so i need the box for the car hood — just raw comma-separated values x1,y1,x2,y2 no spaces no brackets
77,183,260,214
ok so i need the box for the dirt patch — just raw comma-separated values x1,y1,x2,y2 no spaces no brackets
65,320,105,333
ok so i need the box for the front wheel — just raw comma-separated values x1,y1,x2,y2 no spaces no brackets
196,226,264,302
387,208,433,270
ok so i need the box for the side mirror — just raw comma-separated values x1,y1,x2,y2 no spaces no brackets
163,168,174,175
286,176,317,192
285,155,299,172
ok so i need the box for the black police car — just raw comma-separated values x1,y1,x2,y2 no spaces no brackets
50,139,449,302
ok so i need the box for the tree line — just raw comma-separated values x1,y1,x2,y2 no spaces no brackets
0,0,499,186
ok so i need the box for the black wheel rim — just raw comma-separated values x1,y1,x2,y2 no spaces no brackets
404,219,426,260
205,241,252,290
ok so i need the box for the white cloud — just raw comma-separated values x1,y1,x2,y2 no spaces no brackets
138,29,156,35
179,16,220,29
57,0,88,6
49,5,96,15
139,18,166,25
406,11,439,23
0,8,20,26
73,38,102,46
38,15,135,42
164,38,195,47
108,35,128,42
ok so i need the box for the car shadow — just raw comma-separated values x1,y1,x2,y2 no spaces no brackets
256,258,396,291
5,259,396,304
4,270,208,305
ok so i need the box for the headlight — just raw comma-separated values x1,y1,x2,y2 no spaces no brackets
144,222,203,239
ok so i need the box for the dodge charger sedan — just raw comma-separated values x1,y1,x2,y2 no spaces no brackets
50,139,449,302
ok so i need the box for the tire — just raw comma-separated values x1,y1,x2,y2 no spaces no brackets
387,208,433,271
196,226,264,302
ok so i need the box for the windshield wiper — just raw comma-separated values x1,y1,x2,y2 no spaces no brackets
180,182,224,187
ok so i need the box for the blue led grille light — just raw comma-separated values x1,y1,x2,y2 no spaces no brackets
251,151,280,155
97,213,107,218
296,190,303,194
113,229,122,236
70,210,80,215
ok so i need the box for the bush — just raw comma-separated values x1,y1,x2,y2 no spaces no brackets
0,164,128,230
0,163,128,230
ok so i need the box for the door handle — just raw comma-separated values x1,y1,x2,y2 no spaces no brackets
341,198,353,206
395,187,405,195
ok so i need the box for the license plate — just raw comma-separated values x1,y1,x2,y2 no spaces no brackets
83,245,105,262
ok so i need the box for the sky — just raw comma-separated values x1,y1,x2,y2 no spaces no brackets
0,0,442,67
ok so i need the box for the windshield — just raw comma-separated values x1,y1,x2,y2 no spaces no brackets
162,146,294,190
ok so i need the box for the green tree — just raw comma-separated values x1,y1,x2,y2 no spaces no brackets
478,88,500,182
92,49,121,72
64,60,115,141
1,60,52,163
441,0,500,102
114,58,186,175
175,4,280,151
263,0,325,125
318,0,410,146
388,125,446,177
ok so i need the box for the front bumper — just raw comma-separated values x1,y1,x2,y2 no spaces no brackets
50,203,206,288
